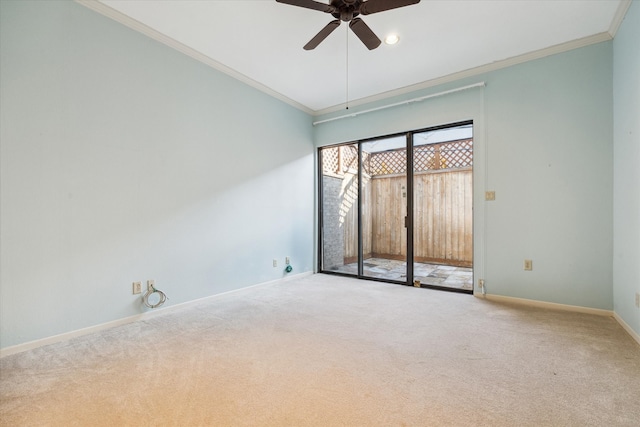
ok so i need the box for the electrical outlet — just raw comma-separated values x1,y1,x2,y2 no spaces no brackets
485,191,496,201
273,259,277,267
285,257,290,265
635,292,640,308
524,259,533,271
132,281,142,295
147,279,155,291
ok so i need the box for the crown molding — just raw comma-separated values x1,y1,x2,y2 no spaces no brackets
314,31,613,116
75,0,315,115
608,0,633,38
76,0,621,118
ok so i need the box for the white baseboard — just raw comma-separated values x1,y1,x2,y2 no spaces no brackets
475,293,613,316
613,312,640,347
475,293,640,345
5,273,633,358
0,271,313,358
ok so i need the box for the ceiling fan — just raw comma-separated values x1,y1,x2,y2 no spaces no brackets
276,0,421,50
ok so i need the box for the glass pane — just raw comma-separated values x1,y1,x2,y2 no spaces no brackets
320,144,359,275
361,137,407,281
412,124,474,291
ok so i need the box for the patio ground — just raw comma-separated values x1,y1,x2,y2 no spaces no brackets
329,257,473,291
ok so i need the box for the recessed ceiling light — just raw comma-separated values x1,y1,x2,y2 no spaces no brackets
384,34,400,45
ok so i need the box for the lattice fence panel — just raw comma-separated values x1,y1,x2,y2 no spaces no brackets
414,145,437,171
437,139,473,170
342,146,358,172
369,149,407,175
322,147,340,175
372,139,473,176
324,139,472,177
362,151,371,176
322,146,361,175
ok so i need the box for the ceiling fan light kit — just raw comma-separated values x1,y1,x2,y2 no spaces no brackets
276,0,420,50
384,34,400,45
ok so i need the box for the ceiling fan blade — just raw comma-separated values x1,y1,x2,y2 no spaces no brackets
275,0,335,13
349,18,381,50
304,20,341,50
360,0,421,15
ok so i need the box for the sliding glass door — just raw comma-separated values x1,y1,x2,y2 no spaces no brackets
319,121,473,293
412,124,474,291
319,143,359,275
360,137,407,282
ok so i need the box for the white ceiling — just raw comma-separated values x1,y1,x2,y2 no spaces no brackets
87,0,628,114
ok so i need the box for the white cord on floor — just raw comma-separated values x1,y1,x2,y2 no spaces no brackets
143,284,167,309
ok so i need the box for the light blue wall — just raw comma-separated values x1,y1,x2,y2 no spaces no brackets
315,41,614,310
1,0,632,350
0,0,314,349
613,0,640,336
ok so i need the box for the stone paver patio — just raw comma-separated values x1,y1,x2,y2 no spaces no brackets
329,257,473,291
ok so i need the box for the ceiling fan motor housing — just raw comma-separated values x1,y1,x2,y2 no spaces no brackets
332,0,362,22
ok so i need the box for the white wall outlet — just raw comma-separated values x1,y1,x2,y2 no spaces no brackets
524,259,533,271
273,259,277,267
285,257,290,265
147,279,155,291
635,292,640,308
132,281,142,295
485,191,496,201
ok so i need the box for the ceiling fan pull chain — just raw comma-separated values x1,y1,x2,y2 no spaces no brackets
346,24,349,110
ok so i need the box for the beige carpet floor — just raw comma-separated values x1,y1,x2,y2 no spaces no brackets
1,273,639,426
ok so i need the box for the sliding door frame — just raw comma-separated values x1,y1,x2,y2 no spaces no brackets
406,131,415,287
318,120,473,294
